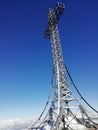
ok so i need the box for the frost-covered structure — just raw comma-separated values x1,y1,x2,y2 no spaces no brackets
29,2,98,130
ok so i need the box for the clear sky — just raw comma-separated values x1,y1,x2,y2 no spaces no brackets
0,0,98,121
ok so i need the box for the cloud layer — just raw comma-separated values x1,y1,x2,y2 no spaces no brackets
0,118,33,130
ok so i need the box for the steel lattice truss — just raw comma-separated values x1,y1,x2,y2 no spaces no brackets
28,2,98,130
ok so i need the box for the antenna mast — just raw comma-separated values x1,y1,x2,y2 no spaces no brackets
29,2,98,130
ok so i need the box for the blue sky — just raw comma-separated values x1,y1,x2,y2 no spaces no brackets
0,0,98,121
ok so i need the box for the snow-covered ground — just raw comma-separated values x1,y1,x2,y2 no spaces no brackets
44,125,86,130
0,118,97,130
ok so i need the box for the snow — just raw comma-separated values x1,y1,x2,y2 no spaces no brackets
0,118,97,130
40,124,86,130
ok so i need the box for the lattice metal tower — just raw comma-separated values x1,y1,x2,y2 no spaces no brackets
29,2,98,130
